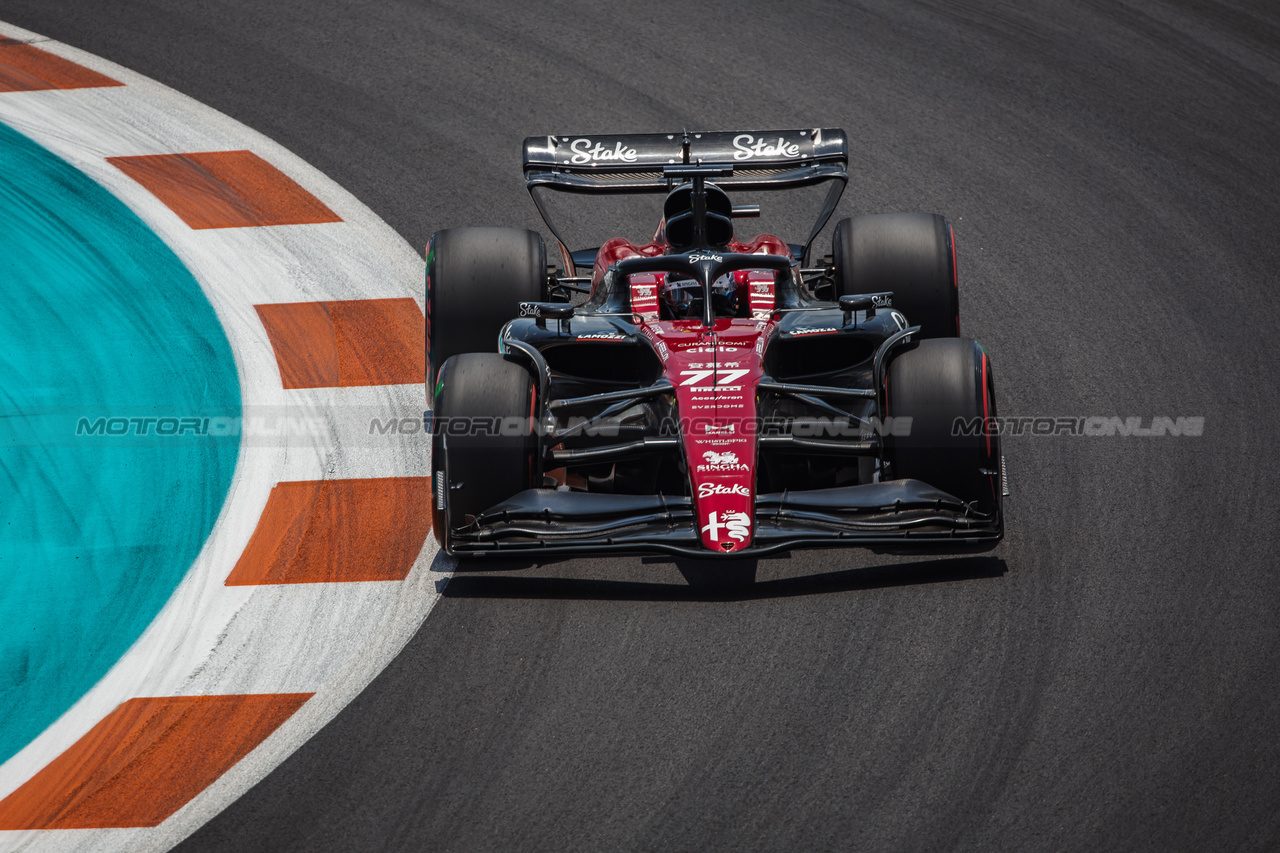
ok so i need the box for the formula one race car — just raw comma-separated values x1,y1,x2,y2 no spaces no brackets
427,129,1005,557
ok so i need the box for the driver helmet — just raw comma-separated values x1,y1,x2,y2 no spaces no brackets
659,273,743,320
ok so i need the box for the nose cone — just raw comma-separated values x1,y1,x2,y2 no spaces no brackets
645,318,764,554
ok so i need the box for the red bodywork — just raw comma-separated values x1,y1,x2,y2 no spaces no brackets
593,234,792,553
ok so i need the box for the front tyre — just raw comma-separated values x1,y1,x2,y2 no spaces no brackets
431,353,538,552
884,337,1000,516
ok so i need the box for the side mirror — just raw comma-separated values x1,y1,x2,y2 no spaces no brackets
518,301,574,329
838,291,893,324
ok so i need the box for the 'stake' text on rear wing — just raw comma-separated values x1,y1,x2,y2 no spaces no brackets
522,128,849,266
522,128,848,192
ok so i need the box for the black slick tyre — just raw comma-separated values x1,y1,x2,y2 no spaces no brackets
426,227,545,386
431,353,537,552
884,337,1000,515
832,213,959,339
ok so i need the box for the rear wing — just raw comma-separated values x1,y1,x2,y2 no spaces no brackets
522,128,848,192
522,129,849,267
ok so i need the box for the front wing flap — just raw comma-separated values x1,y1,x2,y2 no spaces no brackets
448,479,1002,558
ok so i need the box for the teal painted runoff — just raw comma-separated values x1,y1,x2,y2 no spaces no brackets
0,121,240,763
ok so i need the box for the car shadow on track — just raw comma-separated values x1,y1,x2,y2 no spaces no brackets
440,555,1007,602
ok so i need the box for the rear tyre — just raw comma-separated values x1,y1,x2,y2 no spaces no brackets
426,227,546,386
832,213,959,339
884,337,1000,515
431,353,537,552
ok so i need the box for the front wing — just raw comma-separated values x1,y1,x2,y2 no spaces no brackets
447,479,1002,558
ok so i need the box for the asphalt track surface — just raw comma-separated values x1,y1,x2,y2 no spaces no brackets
3,1,1279,850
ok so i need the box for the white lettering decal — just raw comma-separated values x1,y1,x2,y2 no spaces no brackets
681,368,716,387
698,482,751,498
732,134,802,161
569,138,639,165
679,368,752,388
